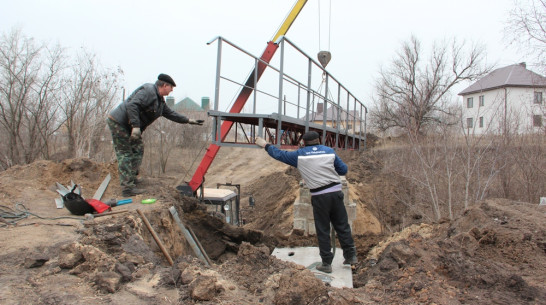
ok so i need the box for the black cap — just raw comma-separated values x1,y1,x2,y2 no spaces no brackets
302,131,320,142
158,73,176,87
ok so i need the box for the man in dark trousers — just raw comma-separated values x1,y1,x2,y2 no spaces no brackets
107,73,203,197
255,131,357,273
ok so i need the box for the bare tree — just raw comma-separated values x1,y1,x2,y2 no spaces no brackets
459,113,505,209
371,36,491,135
511,134,546,202
0,28,65,168
505,0,546,67
142,111,210,176
143,118,182,175
25,45,65,160
59,51,122,158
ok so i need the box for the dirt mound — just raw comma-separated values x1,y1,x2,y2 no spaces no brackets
0,158,119,198
354,198,546,304
0,191,331,304
1,154,545,304
242,166,300,235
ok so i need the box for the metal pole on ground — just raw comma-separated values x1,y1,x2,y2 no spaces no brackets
169,206,211,266
137,209,174,266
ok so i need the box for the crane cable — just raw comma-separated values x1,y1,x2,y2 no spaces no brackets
317,0,332,68
317,0,332,52
315,0,334,111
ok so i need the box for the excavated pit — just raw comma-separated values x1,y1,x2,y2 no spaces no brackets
1,154,545,304
50,196,335,304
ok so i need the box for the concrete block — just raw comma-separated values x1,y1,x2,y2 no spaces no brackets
342,189,349,205
293,202,314,218
308,220,316,235
299,188,311,204
346,202,356,222
293,178,355,237
293,218,307,231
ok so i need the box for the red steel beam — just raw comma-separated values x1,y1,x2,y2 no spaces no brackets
188,42,279,191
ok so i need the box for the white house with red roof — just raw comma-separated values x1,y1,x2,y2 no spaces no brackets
459,63,546,134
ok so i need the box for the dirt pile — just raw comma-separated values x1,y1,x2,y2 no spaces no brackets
0,155,545,304
241,166,299,235
353,199,546,304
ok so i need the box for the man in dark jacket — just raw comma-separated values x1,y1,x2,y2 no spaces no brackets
107,73,203,197
255,131,357,273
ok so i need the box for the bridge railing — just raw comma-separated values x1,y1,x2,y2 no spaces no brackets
207,36,367,150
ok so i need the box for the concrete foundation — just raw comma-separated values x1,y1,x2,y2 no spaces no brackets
272,247,353,288
293,176,356,235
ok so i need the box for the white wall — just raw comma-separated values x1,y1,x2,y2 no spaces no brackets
462,87,545,135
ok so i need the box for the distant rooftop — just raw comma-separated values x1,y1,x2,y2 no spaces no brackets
302,106,359,121
459,63,546,95
173,97,205,112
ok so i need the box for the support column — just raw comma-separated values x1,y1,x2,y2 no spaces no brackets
293,176,356,235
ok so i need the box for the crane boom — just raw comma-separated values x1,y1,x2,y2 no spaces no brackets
185,0,308,192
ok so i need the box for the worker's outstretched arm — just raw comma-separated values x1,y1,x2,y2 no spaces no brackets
255,137,298,167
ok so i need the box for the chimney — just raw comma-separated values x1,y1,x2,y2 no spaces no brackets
166,96,175,107
519,62,526,69
317,103,324,114
201,97,210,110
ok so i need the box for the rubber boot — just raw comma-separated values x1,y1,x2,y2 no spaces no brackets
316,263,332,273
122,187,146,197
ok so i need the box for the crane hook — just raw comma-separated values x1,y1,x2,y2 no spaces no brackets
317,50,332,68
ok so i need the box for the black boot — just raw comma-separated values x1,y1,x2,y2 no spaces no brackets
316,263,332,273
343,254,358,265
343,246,358,265
122,187,146,197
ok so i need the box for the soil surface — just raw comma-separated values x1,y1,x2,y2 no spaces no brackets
0,147,544,304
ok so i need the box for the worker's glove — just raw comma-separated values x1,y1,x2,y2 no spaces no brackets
188,119,204,125
130,127,141,140
255,137,267,148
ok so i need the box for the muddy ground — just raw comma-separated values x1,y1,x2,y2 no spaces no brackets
0,148,544,304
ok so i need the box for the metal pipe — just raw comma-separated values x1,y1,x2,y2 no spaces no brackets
345,91,350,149
187,225,213,266
276,39,285,146
297,85,301,120
305,58,312,133
253,58,258,115
212,38,223,145
137,209,174,266
168,206,210,266
322,73,329,143
353,97,357,149
362,104,367,151
335,83,341,148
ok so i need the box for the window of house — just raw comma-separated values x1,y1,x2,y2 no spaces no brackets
533,115,543,127
467,118,473,128
467,97,473,108
534,92,543,104
479,95,484,106
479,116,484,128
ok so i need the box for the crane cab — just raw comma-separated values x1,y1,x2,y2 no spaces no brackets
200,187,240,226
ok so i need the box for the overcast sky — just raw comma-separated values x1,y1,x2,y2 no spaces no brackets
2,0,525,111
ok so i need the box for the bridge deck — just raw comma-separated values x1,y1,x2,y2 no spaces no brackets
208,110,365,150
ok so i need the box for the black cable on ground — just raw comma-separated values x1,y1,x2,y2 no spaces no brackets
0,203,83,227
